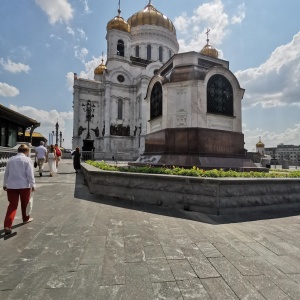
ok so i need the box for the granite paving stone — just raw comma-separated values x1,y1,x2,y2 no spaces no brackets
209,257,265,299
177,278,211,300
168,259,198,280
146,258,175,283
201,277,239,300
152,281,183,300
181,247,220,279
1,160,300,299
245,275,291,300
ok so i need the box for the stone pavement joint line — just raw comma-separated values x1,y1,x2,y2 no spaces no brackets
1,160,300,299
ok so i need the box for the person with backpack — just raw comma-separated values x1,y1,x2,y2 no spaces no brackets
54,144,62,171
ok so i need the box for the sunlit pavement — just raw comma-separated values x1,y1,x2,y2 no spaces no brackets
1,159,300,299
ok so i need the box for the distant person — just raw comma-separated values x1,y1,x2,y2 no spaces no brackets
72,147,81,173
46,144,57,177
35,141,47,176
3,144,35,235
54,144,62,171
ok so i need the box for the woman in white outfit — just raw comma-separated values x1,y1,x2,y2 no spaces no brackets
46,144,57,177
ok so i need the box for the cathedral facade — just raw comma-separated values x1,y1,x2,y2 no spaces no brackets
73,1,250,169
72,1,179,159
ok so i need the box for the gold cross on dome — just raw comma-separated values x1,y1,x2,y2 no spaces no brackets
205,28,210,43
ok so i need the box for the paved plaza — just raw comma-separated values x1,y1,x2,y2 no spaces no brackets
1,160,300,299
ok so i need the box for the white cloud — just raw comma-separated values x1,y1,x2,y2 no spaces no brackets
74,47,89,63
66,55,106,91
231,3,245,24
80,0,91,14
0,82,19,97
0,58,31,73
9,105,73,148
174,0,245,53
236,31,300,108
66,26,75,36
243,123,300,151
77,28,87,40
35,0,73,25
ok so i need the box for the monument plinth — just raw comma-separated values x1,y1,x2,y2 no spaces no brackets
130,48,265,171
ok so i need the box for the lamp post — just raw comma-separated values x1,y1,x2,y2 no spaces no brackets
59,131,64,147
81,100,95,139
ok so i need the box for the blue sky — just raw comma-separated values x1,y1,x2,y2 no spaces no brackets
1,0,300,151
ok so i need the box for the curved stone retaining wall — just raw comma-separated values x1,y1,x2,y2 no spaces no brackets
81,163,300,215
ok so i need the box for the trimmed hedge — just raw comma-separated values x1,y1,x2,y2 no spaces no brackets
86,161,300,178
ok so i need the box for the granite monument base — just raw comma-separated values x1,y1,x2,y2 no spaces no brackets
131,128,267,171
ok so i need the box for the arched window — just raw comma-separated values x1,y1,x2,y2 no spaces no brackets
207,75,233,116
117,40,124,56
169,50,172,59
118,99,123,119
159,46,163,62
150,82,163,120
147,44,152,60
135,45,140,57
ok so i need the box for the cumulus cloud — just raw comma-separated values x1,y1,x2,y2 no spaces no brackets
174,0,245,53
236,31,300,108
66,55,106,91
231,3,245,24
0,58,31,73
35,0,73,24
243,123,300,150
66,26,75,36
74,47,89,63
9,105,73,147
0,82,19,97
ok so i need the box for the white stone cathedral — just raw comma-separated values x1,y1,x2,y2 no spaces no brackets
72,1,179,159
73,1,250,169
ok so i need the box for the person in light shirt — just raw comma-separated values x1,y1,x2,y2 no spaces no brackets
35,141,47,176
3,144,36,235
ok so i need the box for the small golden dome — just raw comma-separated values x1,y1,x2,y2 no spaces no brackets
128,2,176,35
94,59,106,75
107,9,130,33
200,44,218,58
256,138,265,148
200,28,218,58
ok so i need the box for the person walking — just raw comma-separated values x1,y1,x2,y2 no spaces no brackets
72,147,81,173
3,144,35,235
54,144,62,171
35,141,47,176
46,144,57,177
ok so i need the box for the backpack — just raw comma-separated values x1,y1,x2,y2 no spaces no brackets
56,148,62,157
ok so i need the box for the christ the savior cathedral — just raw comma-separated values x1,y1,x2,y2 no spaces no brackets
73,1,250,169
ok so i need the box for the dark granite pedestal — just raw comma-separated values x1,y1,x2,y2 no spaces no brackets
131,128,267,171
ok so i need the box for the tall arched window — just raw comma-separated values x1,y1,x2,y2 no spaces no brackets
117,40,124,56
159,46,163,62
150,82,162,120
118,99,123,119
207,75,233,116
135,45,140,57
147,44,152,60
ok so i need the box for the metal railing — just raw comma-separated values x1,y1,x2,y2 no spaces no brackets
0,147,17,172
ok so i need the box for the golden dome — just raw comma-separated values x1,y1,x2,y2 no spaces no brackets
256,138,265,148
107,9,130,33
94,59,106,75
128,2,176,35
200,28,218,58
200,44,218,58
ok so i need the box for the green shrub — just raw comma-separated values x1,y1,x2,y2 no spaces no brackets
86,161,300,178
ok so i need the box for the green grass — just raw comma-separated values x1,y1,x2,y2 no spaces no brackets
86,160,300,178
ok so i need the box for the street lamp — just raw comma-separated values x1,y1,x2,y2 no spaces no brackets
81,100,95,139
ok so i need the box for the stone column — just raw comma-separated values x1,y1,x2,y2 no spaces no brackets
103,83,111,152
72,83,80,149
